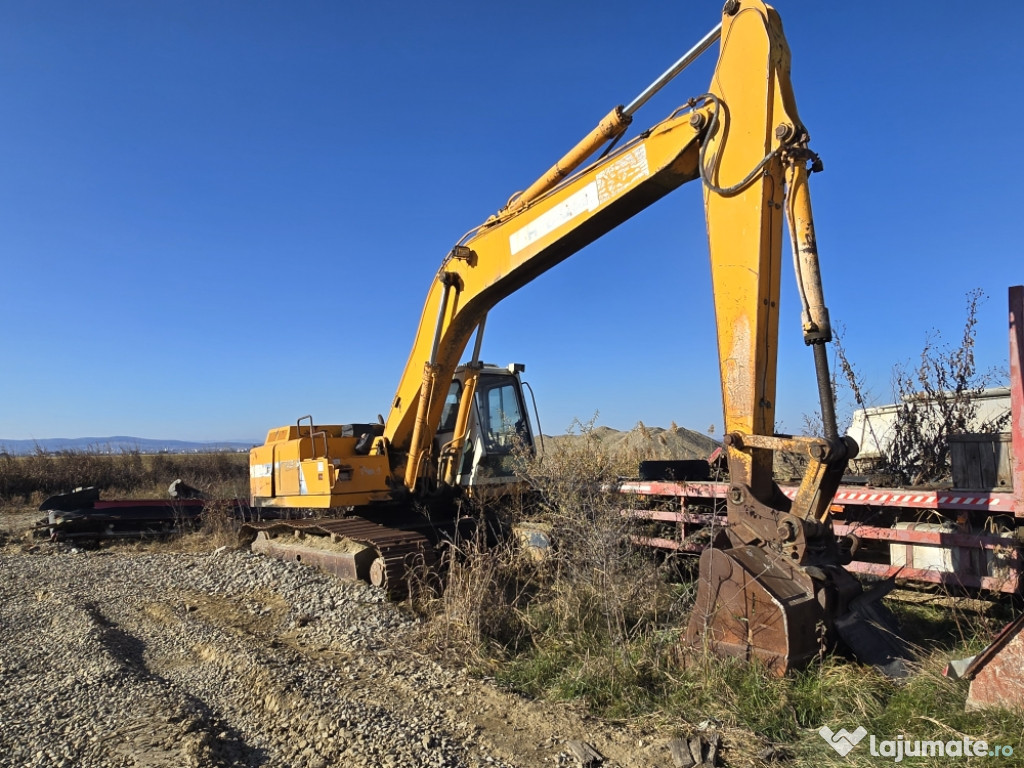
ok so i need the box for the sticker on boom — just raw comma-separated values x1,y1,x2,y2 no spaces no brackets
509,145,649,255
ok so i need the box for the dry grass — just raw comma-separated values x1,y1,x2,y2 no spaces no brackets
0,449,249,508
415,419,1024,765
0,449,251,553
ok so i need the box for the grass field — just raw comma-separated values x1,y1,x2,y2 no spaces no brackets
417,425,1024,766
0,448,249,507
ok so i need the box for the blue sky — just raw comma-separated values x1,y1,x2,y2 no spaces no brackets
2,1,1021,443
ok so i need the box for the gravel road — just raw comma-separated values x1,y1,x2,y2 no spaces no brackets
0,518,691,768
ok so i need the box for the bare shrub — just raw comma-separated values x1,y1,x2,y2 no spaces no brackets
417,416,685,713
516,418,673,651
879,289,1008,485
420,521,535,661
197,500,243,549
0,451,30,501
805,290,1008,486
411,419,1021,747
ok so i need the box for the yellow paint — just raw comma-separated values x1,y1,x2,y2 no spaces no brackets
249,427,392,508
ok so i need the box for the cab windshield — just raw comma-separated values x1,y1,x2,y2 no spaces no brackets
475,375,528,453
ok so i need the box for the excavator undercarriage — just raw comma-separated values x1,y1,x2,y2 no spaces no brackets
245,516,439,596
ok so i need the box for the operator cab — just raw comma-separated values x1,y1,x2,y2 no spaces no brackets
435,362,535,488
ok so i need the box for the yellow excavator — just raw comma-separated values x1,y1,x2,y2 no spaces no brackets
247,0,909,674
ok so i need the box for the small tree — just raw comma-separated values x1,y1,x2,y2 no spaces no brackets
879,289,1008,485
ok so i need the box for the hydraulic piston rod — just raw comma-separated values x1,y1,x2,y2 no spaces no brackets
501,22,723,216
624,22,723,116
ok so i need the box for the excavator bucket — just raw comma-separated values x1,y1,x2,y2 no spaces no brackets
685,545,824,674
686,543,913,676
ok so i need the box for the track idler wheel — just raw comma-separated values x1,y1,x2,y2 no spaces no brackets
368,545,439,597
369,557,389,590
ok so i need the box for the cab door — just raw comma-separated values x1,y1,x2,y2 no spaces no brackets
460,372,534,487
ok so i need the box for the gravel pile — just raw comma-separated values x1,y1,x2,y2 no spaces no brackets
0,546,523,768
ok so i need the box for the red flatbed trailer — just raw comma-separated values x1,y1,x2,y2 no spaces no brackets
624,286,1024,594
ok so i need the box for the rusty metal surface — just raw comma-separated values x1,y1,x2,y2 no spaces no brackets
620,479,1016,514
964,612,1024,711
633,530,1020,592
1009,286,1024,518
685,543,912,676
832,523,1018,550
619,480,731,499
251,531,375,581
628,507,1019,549
41,497,256,541
631,535,706,554
684,545,822,675
625,508,721,525
845,561,1019,593
622,485,1023,593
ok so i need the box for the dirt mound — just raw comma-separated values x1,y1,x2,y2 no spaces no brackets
540,423,718,473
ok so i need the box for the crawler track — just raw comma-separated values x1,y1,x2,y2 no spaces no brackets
242,516,439,594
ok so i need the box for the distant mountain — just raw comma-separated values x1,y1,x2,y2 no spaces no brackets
0,436,257,455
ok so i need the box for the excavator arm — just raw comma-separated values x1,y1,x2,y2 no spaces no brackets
383,0,907,673
386,103,708,488
388,3,833,501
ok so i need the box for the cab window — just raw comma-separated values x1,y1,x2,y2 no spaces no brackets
438,381,462,433
476,380,526,452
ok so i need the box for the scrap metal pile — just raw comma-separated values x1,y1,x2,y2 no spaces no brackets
36,481,255,542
